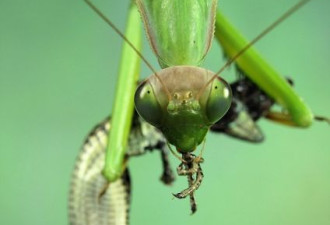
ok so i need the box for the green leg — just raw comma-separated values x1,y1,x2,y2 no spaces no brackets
214,7,313,127
99,3,142,182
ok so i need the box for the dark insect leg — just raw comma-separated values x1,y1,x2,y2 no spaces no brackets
126,137,175,185
175,159,197,212
173,163,203,199
158,142,175,185
173,153,204,200
176,162,198,176
187,174,197,214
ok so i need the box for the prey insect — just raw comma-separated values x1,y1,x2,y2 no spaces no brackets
71,0,329,219
69,115,175,225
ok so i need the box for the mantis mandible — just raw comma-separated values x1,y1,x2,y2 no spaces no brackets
69,0,329,221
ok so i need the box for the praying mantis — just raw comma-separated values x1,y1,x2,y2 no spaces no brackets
69,0,329,224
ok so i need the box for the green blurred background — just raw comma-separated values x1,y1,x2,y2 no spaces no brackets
1,0,329,224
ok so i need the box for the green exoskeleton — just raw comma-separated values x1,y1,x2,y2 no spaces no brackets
73,0,329,219
133,0,327,206
134,0,231,152
133,0,232,207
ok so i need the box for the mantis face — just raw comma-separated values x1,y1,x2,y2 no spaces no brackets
134,66,232,152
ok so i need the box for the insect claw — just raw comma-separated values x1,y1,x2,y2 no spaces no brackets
160,170,175,185
172,192,186,199
314,115,330,125
98,182,110,203
190,204,197,215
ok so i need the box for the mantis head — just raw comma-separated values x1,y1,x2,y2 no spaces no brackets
134,66,232,152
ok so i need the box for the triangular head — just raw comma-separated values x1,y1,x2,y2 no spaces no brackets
135,66,232,153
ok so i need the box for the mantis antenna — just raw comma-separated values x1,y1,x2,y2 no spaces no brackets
197,0,311,99
84,0,172,100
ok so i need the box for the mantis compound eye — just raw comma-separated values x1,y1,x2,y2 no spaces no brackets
205,77,232,124
134,80,163,127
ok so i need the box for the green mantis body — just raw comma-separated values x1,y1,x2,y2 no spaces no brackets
70,0,328,221
101,0,319,186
